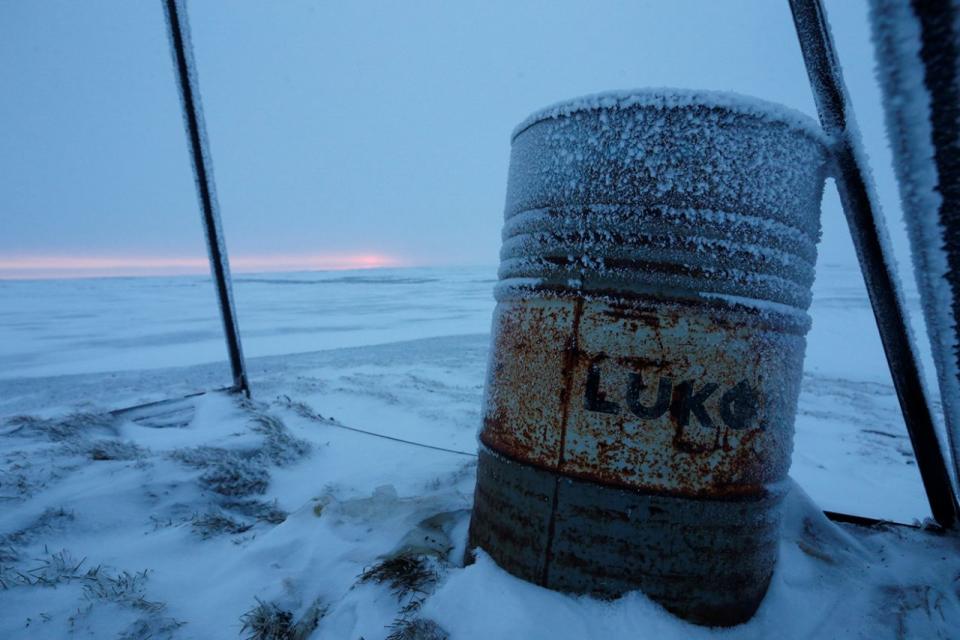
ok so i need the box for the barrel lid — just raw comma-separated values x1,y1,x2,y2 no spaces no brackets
512,88,830,147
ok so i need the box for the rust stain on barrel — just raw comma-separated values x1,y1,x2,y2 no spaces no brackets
481,290,800,499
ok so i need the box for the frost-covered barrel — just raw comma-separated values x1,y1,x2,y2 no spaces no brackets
467,90,829,626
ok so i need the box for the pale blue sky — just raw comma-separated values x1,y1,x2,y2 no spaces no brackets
0,1,909,276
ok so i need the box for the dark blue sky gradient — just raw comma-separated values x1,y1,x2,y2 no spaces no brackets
0,1,910,276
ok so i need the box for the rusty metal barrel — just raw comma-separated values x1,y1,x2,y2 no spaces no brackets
467,90,829,626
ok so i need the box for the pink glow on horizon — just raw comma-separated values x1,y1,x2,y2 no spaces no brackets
0,253,404,280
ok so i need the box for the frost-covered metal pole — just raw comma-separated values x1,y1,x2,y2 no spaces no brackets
869,0,960,518
163,0,250,397
790,0,958,527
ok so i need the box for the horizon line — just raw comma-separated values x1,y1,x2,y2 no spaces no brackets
0,253,420,281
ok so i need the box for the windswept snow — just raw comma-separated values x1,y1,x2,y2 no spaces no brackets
0,266,956,638
0,386,957,639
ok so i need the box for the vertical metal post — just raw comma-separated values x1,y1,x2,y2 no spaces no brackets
163,0,249,396
869,0,960,515
789,0,958,527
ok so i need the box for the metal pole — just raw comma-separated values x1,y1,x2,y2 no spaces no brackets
789,0,958,527
869,0,960,517
162,0,250,397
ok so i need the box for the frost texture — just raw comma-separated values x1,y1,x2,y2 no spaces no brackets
512,88,829,144
164,0,247,383
170,407,311,499
870,0,960,484
387,618,450,640
1,412,119,442
500,88,830,314
198,454,270,497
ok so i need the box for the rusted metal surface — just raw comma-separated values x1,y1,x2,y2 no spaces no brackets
468,446,785,626
468,91,829,626
481,294,806,498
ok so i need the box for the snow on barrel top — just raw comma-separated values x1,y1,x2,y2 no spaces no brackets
511,87,830,145
499,88,831,317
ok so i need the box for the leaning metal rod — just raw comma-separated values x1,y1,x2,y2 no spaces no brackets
790,0,958,527
163,0,250,397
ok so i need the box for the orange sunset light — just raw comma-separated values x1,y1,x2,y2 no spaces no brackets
0,253,403,280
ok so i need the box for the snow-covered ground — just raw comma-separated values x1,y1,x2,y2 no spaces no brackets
1,265,958,638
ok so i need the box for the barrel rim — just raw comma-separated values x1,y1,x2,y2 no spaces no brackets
511,88,830,147
491,280,814,334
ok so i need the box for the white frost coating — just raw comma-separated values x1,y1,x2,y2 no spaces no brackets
493,277,545,290
500,229,815,272
699,291,812,324
870,0,960,485
166,0,248,382
497,255,814,308
512,87,830,146
502,206,819,259
502,88,830,314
